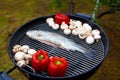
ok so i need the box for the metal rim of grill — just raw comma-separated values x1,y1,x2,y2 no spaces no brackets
8,14,109,79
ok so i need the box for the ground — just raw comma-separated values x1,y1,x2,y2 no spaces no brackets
0,0,120,80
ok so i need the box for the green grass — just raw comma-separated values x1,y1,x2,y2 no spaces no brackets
0,0,120,80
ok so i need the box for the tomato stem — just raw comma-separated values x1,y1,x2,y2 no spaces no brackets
55,60,62,65
38,54,44,60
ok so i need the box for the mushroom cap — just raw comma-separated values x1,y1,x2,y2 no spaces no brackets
46,18,54,23
20,45,30,53
14,52,25,61
94,34,101,39
12,45,22,53
75,21,82,27
92,29,100,35
52,23,59,30
60,22,68,30
83,23,92,31
21,45,30,49
86,36,95,44
48,20,55,27
64,28,71,35
28,49,37,55
13,45,21,49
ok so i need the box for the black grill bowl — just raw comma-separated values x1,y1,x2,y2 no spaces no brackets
8,14,109,80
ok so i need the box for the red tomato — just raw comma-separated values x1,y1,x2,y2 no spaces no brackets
48,56,68,77
55,14,70,25
31,50,50,72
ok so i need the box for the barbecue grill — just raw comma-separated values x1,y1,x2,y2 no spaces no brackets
7,14,109,80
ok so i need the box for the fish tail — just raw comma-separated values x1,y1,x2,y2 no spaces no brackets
85,48,96,59
74,45,96,59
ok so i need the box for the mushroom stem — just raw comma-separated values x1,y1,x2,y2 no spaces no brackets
17,60,26,67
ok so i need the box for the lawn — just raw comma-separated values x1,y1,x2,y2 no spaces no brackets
0,0,120,80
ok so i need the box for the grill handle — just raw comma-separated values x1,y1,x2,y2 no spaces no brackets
0,66,16,80
74,13,93,21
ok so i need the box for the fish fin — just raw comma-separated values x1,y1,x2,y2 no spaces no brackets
85,48,96,59
38,40,58,47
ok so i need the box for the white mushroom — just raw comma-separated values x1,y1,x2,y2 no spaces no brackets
17,60,26,67
12,45,22,53
20,45,30,53
85,36,95,44
92,29,100,35
94,34,101,42
68,25,76,30
52,23,59,30
78,27,88,39
69,20,76,30
85,31,93,36
46,18,54,24
14,52,25,61
69,19,76,25
83,23,92,32
46,18,55,27
24,54,32,59
78,26,87,34
28,49,37,55
24,54,32,64
13,45,21,49
72,28,79,35
64,28,71,35
69,19,73,24
79,33,87,39
75,21,82,27
60,22,68,30
49,21,55,27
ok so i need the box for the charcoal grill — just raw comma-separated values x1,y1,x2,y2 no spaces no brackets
8,14,109,80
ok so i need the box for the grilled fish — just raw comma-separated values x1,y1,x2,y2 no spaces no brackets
26,30,95,57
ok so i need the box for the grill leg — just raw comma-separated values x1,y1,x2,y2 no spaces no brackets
7,66,16,74
69,0,75,14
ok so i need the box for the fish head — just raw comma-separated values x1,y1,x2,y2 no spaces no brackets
26,30,44,40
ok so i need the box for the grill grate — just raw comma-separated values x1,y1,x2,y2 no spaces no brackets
16,23,104,77
8,15,106,79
